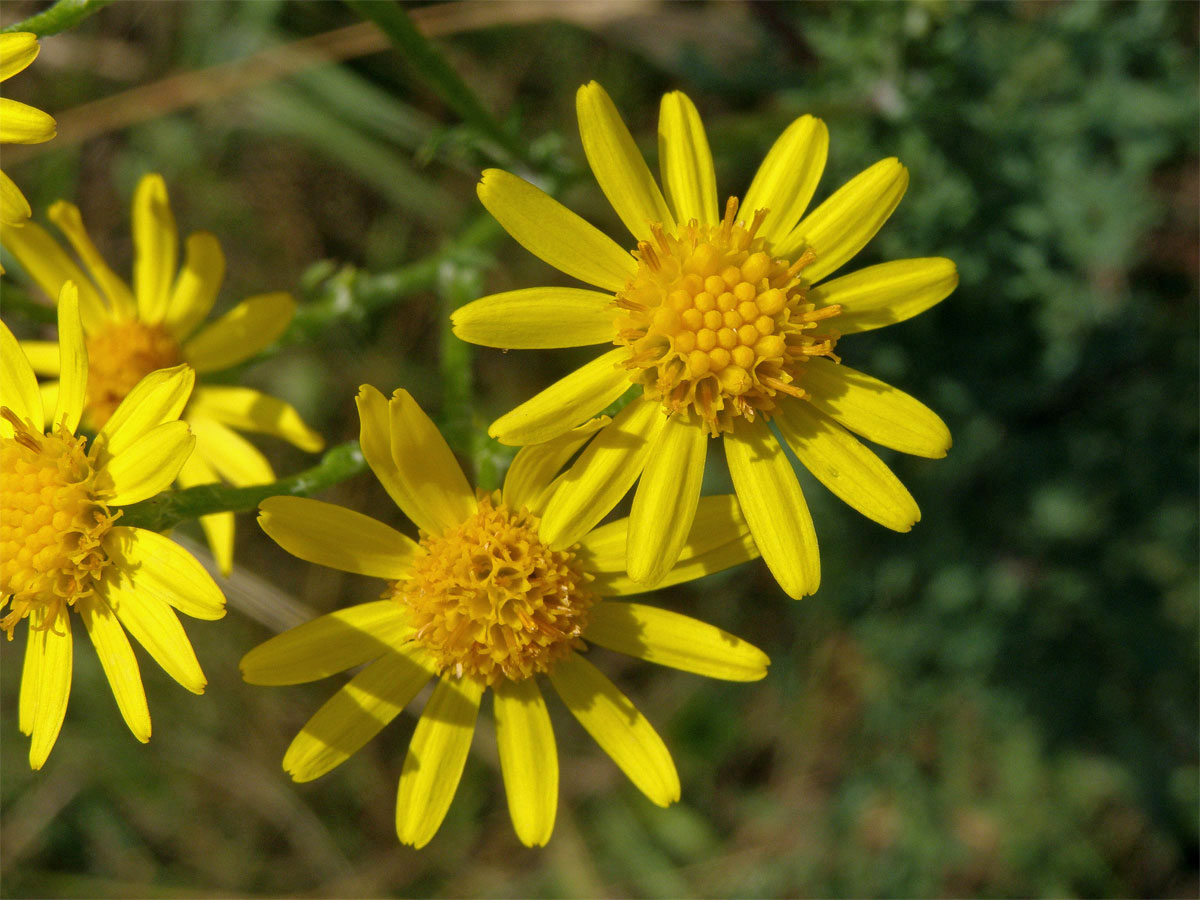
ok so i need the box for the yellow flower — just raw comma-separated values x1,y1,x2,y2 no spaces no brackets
241,385,766,848
0,32,57,226
0,173,325,574
453,82,957,599
1,283,226,769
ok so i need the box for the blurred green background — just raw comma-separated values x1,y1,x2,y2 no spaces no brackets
1,1,1196,896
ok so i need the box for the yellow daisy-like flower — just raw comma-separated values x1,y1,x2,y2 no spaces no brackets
0,32,57,226
0,173,325,574
453,82,957,599
241,384,766,848
1,283,227,770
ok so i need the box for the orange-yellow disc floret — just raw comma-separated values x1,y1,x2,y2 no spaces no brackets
391,491,596,686
615,197,842,435
85,319,182,430
0,408,117,638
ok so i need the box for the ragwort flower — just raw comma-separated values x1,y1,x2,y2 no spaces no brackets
241,385,766,848
1,284,226,769
0,32,56,227
453,82,956,598
0,173,324,574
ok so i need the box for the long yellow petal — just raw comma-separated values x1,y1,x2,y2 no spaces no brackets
0,221,108,332
549,652,679,806
396,675,483,848
489,347,632,446
189,415,274,486
102,573,206,694
740,114,829,244
387,387,476,533
586,602,769,681
539,396,664,549
626,411,708,585
95,363,193,461
657,91,718,226
239,600,411,685
51,283,86,435
776,399,919,532
186,385,323,453
47,201,136,319
0,97,56,144
258,496,419,579
28,606,72,770
724,418,820,599
808,258,958,333
581,494,758,596
478,168,635,292
182,292,295,373
502,416,609,517
494,677,558,847
19,604,44,735
103,526,225,621
577,81,675,242
0,33,39,81
175,452,235,577
452,287,616,349
0,319,43,433
77,596,150,743
132,174,178,324
777,158,908,283
802,358,952,458
18,340,58,374
100,419,194,506
163,231,225,340
284,646,436,783
0,168,30,225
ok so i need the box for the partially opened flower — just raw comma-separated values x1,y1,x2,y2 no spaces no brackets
0,173,324,574
453,82,956,599
0,32,56,227
241,385,766,848
1,283,226,769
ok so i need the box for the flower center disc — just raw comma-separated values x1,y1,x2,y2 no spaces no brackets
393,492,595,685
0,409,115,637
615,197,841,434
85,320,182,430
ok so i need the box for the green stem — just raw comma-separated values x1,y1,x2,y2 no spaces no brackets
118,441,366,532
436,260,481,462
2,0,113,36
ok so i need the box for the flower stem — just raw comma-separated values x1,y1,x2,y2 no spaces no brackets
2,0,113,36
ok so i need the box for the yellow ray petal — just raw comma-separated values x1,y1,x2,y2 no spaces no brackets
452,287,617,349
502,416,609,517
808,258,958,334
95,363,193,461
102,571,207,694
29,606,73,770
548,651,679,806
19,341,58,374
777,158,909,283
239,600,411,685
182,292,295,373
776,399,919,532
626,410,708,585
658,91,718,226
100,419,194,506
539,396,664,549
132,174,178,324
0,168,30,224
48,201,136,319
478,168,636,292
581,494,758,596
586,602,769,681
0,318,43,433
494,677,558,847
259,496,419,580
103,525,226,621
0,97,56,144
740,114,829,244
51,283,86,435
802,358,952,458
186,385,323,453
175,451,235,577
577,82,675,242
489,347,632,446
724,418,820,599
163,232,225,340
189,415,274,486
0,220,108,331
387,387,476,533
396,675,483,848
0,33,39,81
19,604,44,735
285,646,436,783
77,596,150,743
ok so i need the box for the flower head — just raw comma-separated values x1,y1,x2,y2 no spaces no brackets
453,83,957,598
1,284,226,769
0,174,325,573
241,385,766,848
0,32,56,227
